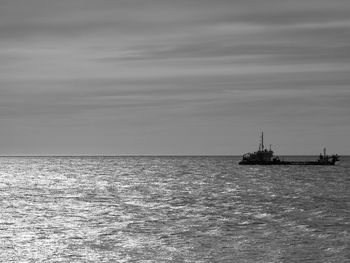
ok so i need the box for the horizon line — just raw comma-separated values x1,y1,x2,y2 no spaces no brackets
0,154,348,157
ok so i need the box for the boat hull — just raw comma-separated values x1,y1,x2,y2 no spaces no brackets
239,161,336,165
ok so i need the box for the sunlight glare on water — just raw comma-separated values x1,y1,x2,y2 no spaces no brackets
0,156,349,262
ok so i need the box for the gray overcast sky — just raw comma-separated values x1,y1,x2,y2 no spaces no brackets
1,0,350,155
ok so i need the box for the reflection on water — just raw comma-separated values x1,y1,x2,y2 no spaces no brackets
0,156,349,262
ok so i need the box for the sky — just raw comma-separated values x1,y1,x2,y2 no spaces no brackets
1,0,350,155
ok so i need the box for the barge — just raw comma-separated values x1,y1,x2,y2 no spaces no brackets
239,133,339,165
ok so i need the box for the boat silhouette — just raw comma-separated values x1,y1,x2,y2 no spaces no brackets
239,133,339,165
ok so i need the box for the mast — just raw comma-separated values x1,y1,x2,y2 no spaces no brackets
261,132,264,150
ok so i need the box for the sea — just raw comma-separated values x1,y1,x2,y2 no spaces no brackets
0,156,349,262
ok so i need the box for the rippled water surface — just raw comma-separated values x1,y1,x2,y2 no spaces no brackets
0,156,349,262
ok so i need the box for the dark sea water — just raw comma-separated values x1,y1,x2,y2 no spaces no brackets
0,156,349,262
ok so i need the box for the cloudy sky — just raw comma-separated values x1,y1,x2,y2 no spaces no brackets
1,0,349,155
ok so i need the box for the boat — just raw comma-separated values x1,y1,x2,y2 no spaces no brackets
239,133,339,165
